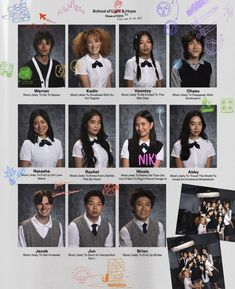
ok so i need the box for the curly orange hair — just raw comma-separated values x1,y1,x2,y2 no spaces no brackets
72,28,111,58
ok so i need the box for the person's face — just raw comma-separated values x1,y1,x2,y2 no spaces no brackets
36,196,53,218
225,202,230,209
187,38,202,60
33,115,48,138
139,34,152,58
218,216,223,224
202,248,207,254
183,252,188,258
185,271,190,278
85,196,104,221
200,217,205,224
207,202,211,207
133,196,152,222
87,114,102,138
37,39,52,57
87,34,101,57
135,116,153,140
189,115,203,139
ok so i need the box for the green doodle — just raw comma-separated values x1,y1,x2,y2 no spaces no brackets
220,98,234,113
18,66,32,80
0,61,14,78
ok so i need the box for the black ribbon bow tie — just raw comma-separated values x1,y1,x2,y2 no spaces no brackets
90,138,99,145
142,223,148,234
140,143,149,153
188,141,200,149
141,60,152,67
39,139,52,147
92,60,103,68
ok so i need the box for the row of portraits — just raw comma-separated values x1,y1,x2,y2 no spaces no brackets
18,24,217,88
18,104,217,168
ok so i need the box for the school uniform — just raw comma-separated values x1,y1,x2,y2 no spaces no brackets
171,58,212,87
72,138,110,168
224,209,233,236
75,54,112,87
119,217,165,247
124,56,163,87
18,215,63,247
20,136,63,167
18,56,65,88
171,137,215,168
68,213,113,247
121,139,164,167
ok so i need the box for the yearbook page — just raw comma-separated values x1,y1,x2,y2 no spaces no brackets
1,0,235,288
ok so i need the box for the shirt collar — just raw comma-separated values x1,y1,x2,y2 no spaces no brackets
32,214,52,228
89,136,98,141
134,217,150,228
37,136,50,142
186,58,205,66
188,136,202,143
84,212,101,226
139,57,152,63
86,54,102,63
139,139,150,146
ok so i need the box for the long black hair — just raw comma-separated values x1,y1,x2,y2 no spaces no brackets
181,30,205,60
130,110,158,151
80,109,113,167
133,31,160,81
27,109,54,143
179,110,207,161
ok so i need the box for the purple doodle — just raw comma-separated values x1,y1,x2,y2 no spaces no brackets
157,1,171,17
191,6,218,30
187,0,208,16
164,20,178,36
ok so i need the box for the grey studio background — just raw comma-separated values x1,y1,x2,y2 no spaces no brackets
18,104,65,167
170,24,217,87
170,105,217,168
119,25,166,87
119,184,166,238
68,25,116,87
119,105,166,167
68,184,116,246
69,105,116,167
18,184,65,245
18,25,65,70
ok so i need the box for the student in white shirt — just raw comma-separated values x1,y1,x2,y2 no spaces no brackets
20,109,63,167
124,31,163,87
121,110,164,167
18,190,63,247
68,190,113,247
171,110,215,168
72,28,113,87
72,109,113,168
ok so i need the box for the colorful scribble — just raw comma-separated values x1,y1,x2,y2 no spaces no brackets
156,106,165,128
2,0,30,23
187,0,208,16
102,258,126,287
165,20,178,36
57,0,85,16
200,97,215,113
220,98,234,113
102,184,118,197
72,266,92,284
0,61,14,78
157,1,171,17
4,167,26,185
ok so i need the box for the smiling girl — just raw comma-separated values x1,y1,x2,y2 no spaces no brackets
72,109,113,168
20,109,63,167
121,110,164,167
124,31,163,87
171,110,215,168
72,28,113,87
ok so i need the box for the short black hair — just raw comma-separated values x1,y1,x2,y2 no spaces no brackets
33,30,55,52
33,190,54,206
181,30,204,60
84,190,105,205
130,188,155,208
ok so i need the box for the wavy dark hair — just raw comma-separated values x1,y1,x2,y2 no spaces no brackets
130,110,158,152
179,110,207,161
181,30,205,60
33,30,55,53
33,190,54,206
80,109,113,167
27,109,54,144
133,31,160,81
130,187,155,210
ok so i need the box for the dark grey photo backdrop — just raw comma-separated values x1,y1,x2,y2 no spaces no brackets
68,184,116,245
119,184,166,233
69,105,116,167
68,25,116,87
119,105,166,167
18,184,65,244
170,24,217,87
18,104,65,167
18,25,65,67
170,105,217,168
119,25,166,87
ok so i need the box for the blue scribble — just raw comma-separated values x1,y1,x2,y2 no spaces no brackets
173,59,182,70
2,0,30,23
4,166,26,185
156,106,165,128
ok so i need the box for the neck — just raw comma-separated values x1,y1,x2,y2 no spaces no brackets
189,57,200,64
189,135,200,140
140,54,150,60
87,215,99,223
89,53,100,60
36,215,49,225
140,135,150,142
36,55,49,65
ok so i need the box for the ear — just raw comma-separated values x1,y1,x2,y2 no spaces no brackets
150,122,154,129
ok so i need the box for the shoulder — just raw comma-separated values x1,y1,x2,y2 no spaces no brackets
21,218,32,227
155,140,163,148
21,139,34,147
126,57,136,65
52,59,62,66
173,139,181,147
52,138,62,144
73,139,83,148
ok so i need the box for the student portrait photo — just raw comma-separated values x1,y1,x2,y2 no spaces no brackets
69,25,115,87
167,234,225,289
176,184,235,242
119,184,166,247
120,105,166,168
68,184,115,247
170,25,217,87
18,184,65,247
18,25,65,88
119,25,166,87
170,105,217,168
69,105,115,168
18,105,65,168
